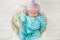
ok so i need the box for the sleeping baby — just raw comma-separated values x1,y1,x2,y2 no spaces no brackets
18,0,47,40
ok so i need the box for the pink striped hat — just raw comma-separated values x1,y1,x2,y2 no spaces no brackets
27,0,39,10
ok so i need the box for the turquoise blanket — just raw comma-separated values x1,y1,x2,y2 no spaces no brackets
18,12,46,40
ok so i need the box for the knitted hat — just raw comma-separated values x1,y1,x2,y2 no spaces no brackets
27,0,39,10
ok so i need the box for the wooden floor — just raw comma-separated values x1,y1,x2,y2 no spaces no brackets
0,0,60,40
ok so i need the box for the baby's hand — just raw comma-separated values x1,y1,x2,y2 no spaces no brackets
40,30,44,33
24,9,27,13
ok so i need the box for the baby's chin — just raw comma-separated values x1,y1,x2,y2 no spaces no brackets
29,15,38,17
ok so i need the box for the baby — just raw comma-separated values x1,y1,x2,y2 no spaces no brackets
18,0,47,40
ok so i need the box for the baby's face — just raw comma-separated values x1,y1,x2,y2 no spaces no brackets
28,10,39,17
